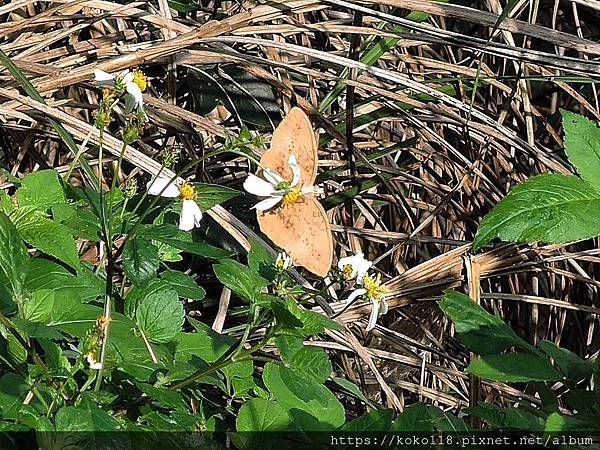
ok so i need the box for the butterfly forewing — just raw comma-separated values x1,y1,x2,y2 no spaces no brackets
260,107,317,187
258,197,333,277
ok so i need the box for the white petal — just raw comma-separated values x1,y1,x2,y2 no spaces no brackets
345,288,367,304
379,298,389,316
288,154,301,187
93,69,114,82
366,298,380,332
147,177,180,197
121,71,133,84
254,196,283,212
243,174,276,196
262,168,284,185
179,199,203,231
338,252,372,283
126,82,144,108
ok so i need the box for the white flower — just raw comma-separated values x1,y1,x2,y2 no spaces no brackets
338,252,372,283
243,154,320,212
275,252,293,271
94,68,146,110
86,353,103,370
147,176,203,231
344,273,389,332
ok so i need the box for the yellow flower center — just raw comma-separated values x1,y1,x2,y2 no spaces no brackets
363,273,388,300
132,69,148,92
342,264,354,280
178,182,197,200
283,188,301,205
276,258,285,270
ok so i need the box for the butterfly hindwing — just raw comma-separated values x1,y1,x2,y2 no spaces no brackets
258,197,333,277
260,107,317,187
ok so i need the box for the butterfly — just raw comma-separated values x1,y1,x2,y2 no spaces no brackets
243,107,333,277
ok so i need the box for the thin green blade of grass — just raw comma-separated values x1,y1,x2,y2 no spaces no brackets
0,49,99,190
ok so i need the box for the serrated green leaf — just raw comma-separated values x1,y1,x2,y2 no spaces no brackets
438,290,535,355
236,398,291,432
213,259,268,302
122,238,159,288
466,353,561,382
473,173,600,250
10,207,80,270
135,288,183,343
160,270,205,300
15,169,65,210
561,110,600,190
168,323,235,364
55,397,122,431
24,258,103,302
22,289,55,322
262,362,345,430
52,203,101,241
289,347,332,384
0,210,29,299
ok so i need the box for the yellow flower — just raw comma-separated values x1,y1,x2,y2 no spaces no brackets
132,69,148,92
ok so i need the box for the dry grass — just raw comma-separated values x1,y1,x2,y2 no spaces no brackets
1,0,599,417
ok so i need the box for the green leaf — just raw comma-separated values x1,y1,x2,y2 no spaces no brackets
332,377,376,409
22,289,55,322
0,210,29,299
194,183,241,210
262,362,345,430
341,409,393,432
15,169,65,210
539,340,593,381
55,398,122,431
544,412,593,432
466,353,561,382
289,347,332,384
160,270,206,300
52,203,101,241
168,323,235,364
24,258,103,302
236,398,291,432
274,335,305,363
465,403,545,431
473,173,600,250
123,238,159,288
561,110,600,191
391,402,433,433
135,382,187,411
247,240,277,281
144,225,233,259
135,288,184,343
439,290,534,355
213,259,268,302
10,207,80,270
0,373,29,420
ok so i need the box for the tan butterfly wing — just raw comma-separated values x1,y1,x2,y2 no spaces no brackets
259,107,317,187
258,197,333,277
256,108,332,277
